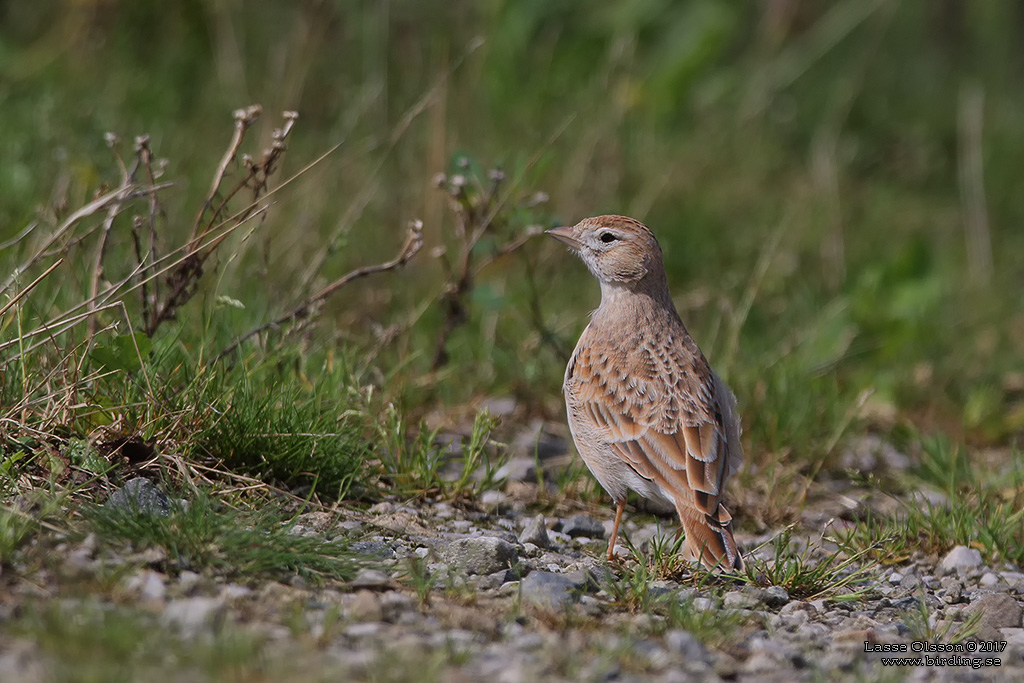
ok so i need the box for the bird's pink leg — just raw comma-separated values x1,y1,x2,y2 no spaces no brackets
607,499,625,560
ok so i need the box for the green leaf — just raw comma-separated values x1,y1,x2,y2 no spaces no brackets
90,333,152,373
65,438,110,475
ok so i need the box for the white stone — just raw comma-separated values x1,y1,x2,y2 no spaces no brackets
939,546,982,573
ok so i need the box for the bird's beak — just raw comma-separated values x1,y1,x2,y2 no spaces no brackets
545,226,580,250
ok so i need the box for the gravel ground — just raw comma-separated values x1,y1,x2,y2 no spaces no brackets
1,429,1022,682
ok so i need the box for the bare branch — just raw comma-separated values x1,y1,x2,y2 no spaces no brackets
215,220,424,363
188,104,262,254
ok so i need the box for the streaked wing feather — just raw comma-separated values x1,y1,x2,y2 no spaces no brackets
566,332,739,520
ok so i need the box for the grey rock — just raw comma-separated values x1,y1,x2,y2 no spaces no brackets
763,586,791,608
840,434,911,472
106,478,172,516
899,573,921,590
547,530,572,546
379,591,417,623
664,629,711,664
646,582,676,600
1001,571,1024,586
63,537,97,575
1002,628,1024,647
293,511,334,532
345,621,385,638
350,541,397,560
162,597,225,635
220,584,252,601
967,593,1023,640
940,584,964,605
518,515,550,549
367,501,394,515
481,396,517,418
939,545,983,573
495,457,538,483
0,638,45,683
520,571,581,609
910,489,950,509
632,639,671,669
720,589,782,614
348,590,383,622
350,568,394,590
475,569,516,591
890,596,919,611
561,515,605,539
564,567,605,593
178,570,202,592
980,572,1001,587
479,490,508,508
124,569,166,602
520,542,542,558
443,537,518,575
779,600,818,617
723,589,762,610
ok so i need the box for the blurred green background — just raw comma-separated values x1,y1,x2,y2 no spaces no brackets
2,0,1022,466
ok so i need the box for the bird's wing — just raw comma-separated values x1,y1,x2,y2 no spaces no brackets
567,339,739,517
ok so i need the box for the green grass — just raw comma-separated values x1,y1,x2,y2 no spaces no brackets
901,591,981,645
740,527,877,602
837,438,1024,566
604,540,752,648
184,357,375,501
82,493,363,583
836,490,1024,567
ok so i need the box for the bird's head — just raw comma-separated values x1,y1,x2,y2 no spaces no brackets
546,215,666,290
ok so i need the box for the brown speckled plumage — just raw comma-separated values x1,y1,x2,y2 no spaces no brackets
548,215,744,571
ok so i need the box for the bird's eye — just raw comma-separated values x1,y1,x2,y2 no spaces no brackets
599,232,618,243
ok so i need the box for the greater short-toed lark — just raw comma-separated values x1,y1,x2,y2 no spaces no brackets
548,215,744,571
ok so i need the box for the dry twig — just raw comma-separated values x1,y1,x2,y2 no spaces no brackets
431,163,549,368
146,108,298,336
214,220,425,362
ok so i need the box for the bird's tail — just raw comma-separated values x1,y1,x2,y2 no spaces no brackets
677,503,744,572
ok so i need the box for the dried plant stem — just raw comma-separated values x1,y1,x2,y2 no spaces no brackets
812,128,845,291
137,136,164,330
188,105,262,254
148,109,300,336
958,82,993,286
1,184,157,298
430,121,566,369
0,201,271,358
0,258,64,319
87,145,138,340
